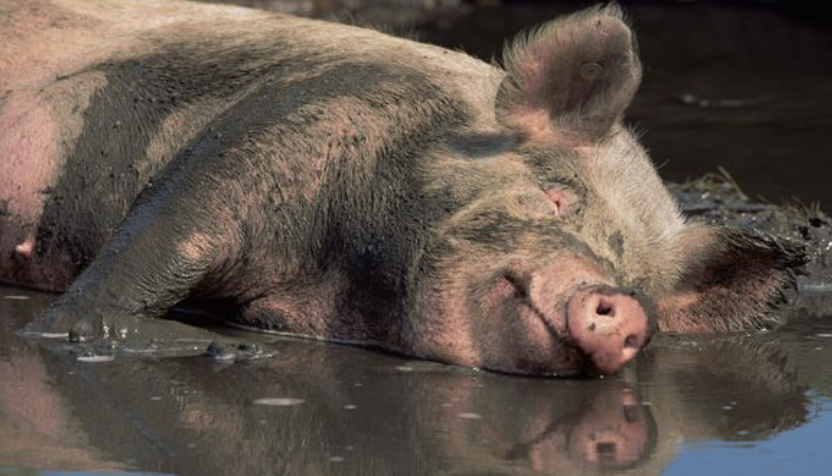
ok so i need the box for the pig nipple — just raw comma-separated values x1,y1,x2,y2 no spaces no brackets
14,240,34,259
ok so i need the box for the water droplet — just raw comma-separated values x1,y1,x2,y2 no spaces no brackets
253,397,305,407
3,295,30,300
457,412,482,420
329,456,345,463
817,333,832,338
343,404,357,410
150,396,163,401
396,366,414,372
37,332,70,339
77,355,115,363
722,405,733,411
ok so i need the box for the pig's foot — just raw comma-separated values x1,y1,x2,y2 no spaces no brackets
28,298,174,342
24,184,240,347
25,296,218,359
25,298,136,342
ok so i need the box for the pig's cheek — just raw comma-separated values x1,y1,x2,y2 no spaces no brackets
511,304,586,373
479,274,520,311
476,278,562,372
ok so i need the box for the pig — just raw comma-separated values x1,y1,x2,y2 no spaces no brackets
0,0,804,377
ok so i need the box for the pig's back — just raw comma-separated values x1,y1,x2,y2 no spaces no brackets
0,0,500,290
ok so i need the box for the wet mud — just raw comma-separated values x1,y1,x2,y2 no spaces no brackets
3,1,832,475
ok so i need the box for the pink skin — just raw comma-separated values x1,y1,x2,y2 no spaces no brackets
418,252,653,377
520,255,651,375
566,288,649,375
0,95,61,227
543,187,579,218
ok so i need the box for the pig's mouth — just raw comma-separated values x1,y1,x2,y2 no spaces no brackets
505,274,652,377
518,299,594,377
496,271,596,376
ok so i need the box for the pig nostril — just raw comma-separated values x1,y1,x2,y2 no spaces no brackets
596,442,617,455
596,302,613,316
623,334,639,349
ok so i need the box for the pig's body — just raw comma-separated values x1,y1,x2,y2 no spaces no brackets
0,0,803,376
1,0,497,289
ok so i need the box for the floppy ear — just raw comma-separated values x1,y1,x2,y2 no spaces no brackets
496,4,641,144
657,226,806,333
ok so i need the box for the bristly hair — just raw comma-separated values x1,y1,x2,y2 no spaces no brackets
494,3,642,143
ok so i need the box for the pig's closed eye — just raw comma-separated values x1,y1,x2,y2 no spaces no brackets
543,187,578,217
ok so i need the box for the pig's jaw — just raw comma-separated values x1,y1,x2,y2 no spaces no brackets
405,254,633,377
413,237,664,377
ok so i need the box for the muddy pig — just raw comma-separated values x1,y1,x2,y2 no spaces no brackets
0,0,804,376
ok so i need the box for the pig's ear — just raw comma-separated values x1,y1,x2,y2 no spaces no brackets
657,227,806,333
496,4,641,144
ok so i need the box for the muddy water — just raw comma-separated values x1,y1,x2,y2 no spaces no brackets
1,284,831,476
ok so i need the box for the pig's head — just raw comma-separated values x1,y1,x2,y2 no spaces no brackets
398,5,804,377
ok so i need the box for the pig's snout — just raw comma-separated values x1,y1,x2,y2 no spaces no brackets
567,287,652,375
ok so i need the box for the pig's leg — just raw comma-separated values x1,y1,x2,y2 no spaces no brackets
26,162,243,341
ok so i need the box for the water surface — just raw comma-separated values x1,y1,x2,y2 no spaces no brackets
2,285,831,476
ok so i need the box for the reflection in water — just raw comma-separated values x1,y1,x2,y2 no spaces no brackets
1,286,830,476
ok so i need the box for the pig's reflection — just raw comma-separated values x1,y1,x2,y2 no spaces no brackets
40,344,659,476
497,383,655,471
0,294,816,476
0,334,807,475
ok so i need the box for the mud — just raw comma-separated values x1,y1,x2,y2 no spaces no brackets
671,175,832,320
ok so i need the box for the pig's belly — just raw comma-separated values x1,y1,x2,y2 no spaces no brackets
0,93,86,291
